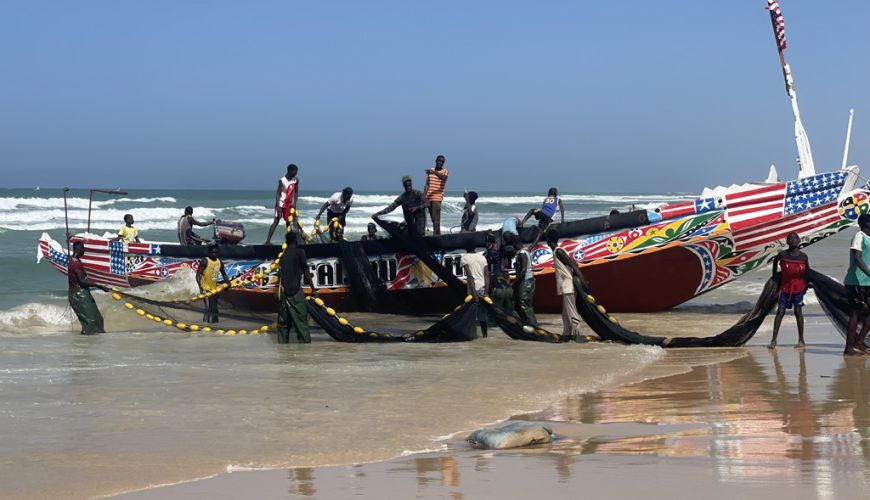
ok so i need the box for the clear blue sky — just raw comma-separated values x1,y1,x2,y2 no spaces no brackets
1,0,867,192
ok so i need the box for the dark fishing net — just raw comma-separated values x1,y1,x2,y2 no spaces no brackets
482,299,578,343
306,296,479,343
574,275,780,347
373,219,467,294
335,240,412,314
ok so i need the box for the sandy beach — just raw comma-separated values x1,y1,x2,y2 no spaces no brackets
113,314,869,500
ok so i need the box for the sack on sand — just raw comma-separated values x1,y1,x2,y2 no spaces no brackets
467,421,554,449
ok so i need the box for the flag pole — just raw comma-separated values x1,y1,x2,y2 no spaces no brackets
841,109,855,170
767,0,815,178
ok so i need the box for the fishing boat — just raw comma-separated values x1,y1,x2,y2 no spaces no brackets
37,1,869,314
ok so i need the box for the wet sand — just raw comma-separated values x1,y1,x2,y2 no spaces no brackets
115,318,870,499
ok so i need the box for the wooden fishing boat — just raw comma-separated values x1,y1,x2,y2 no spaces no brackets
37,1,867,314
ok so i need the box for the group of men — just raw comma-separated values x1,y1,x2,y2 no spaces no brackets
263,156,462,245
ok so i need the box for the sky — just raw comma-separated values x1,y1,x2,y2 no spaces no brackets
1,0,868,193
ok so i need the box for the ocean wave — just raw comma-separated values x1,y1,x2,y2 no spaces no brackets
0,302,77,334
0,196,177,211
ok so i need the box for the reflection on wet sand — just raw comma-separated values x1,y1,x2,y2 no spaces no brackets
543,346,869,488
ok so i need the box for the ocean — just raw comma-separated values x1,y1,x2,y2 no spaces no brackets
0,187,859,498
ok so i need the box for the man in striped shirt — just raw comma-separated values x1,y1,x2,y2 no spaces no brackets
424,155,449,235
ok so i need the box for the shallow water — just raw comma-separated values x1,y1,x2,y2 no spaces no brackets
0,330,666,498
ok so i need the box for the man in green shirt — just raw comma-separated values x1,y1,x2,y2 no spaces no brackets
843,214,870,356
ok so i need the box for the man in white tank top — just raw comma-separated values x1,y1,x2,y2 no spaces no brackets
547,229,586,340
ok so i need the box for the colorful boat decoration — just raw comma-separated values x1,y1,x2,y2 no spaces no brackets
37,1,866,314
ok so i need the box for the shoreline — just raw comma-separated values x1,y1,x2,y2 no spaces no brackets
110,345,751,499
113,316,870,500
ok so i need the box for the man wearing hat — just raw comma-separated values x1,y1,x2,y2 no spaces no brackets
372,176,429,237
360,222,382,241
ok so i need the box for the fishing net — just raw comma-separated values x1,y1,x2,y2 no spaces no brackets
804,269,870,348
305,295,480,343
574,275,780,347
335,240,412,314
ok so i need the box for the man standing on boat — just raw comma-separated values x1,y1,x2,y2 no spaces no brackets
315,187,354,234
68,241,109,335
266,164,300,245
522,187,564,247
547,229,585,340
177,206,213,245
277,231,317,344
372,176,429,237
115,214,141,243
424,155,449,235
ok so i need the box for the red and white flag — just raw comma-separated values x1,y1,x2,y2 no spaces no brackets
767,0,787,51
724,183,787,232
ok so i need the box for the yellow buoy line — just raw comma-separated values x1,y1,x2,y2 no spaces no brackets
584,293,620,325
305,293,479,340
110,289,277,335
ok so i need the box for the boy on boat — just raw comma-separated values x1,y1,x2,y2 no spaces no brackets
196,244,230,324
178,206,213,245
278,231,317,344
768,232,808,349
315,187,354,231
360,222,382,241
523,188,564,229
372,175,429,237
522,187,564,247
424,155,449,235
460,191,479,233
68,241,110,334
547,229,586,340
843,214,870,356
462,244,490,338
266,164,300,245
115,214,140,243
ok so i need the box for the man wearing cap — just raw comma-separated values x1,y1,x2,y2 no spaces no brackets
372,176,429,237
360,222,382,241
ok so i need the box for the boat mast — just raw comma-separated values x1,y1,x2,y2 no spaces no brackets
767,0,815,178
841,109,855,170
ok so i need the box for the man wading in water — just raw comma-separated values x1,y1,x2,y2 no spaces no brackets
277,231,317,344
68,241,109,334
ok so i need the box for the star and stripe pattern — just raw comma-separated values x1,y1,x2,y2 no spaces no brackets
767,0,787,52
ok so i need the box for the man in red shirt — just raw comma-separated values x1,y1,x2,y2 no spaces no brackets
768,232,808,349
68,241,109,335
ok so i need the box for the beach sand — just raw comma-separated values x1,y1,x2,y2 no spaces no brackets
115,317,870,500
